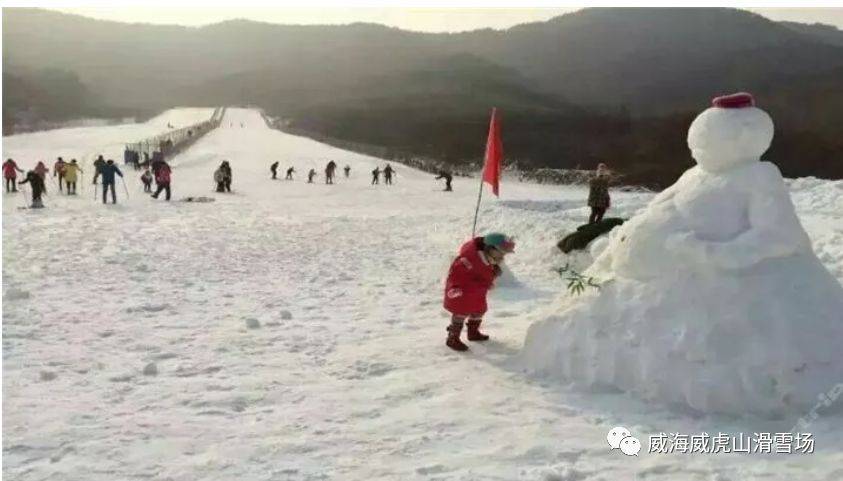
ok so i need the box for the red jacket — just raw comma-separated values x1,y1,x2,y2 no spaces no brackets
443,238,497,316
155,164,171,184
3,160,21,179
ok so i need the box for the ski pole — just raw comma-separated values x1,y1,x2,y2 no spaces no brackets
121,177,130,199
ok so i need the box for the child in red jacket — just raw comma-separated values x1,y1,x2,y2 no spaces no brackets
443,232,515,351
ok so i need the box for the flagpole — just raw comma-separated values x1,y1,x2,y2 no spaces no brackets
471,172,484,237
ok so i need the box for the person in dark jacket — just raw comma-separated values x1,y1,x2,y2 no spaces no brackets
307,169,317,183
100,159,124,204
285,167,295,180
141,168,153,192
18,170,46,208
270,161,279,179
343,165,351,178
371,167,380,185
383,164,395,185
92,155,106,184
325,160,337,184
435,171,453,192
587,163,611,224
221,161,232,192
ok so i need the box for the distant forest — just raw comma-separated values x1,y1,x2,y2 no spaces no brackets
4,8,843,187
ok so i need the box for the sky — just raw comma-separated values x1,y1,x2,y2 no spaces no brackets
45,6,843,32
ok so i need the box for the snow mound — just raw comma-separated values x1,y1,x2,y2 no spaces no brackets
522,101,843,416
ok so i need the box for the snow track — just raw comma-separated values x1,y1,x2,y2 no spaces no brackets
3,108,842,480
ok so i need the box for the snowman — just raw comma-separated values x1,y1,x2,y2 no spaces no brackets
522,93,843,416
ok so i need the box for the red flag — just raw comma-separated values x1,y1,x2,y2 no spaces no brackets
482,108,503,196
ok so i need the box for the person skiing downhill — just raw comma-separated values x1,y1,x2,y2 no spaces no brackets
3,158,24,192
151,160,171,201
587,163,611,224
270,161,279,179
18,170,46,208
62,159,82,195
325,161,337,184
141,168,153,193
435,170,453,192
443,233,515,351
307,169,317,183
344,165,351,178
285,167,295,180
371,167,380,185
100,159,124,204
383,164,395,185
54,157,67,192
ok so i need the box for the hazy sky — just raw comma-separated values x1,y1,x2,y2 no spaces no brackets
51,7,843,31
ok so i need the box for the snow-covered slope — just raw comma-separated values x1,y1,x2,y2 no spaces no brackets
3,108,842,480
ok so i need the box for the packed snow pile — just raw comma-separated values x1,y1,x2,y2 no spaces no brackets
522,93,843,416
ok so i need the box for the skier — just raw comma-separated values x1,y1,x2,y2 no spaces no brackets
435,170,453,192
587,163,611,224
371,167,380,185
325,160,337,184
344,165,351,178
214,161,232,193
151,160,171,201
53,157,67,192
18,170,46,208
285,167,295,180
3,158,24,193
34,161,49,180
214,166,225,192
100,159,124,204
443,233,515,351
63,159,82,195
92,155,106,184
307,169,317,183
383,164,395,185
270,161,279,179
140,168,153,193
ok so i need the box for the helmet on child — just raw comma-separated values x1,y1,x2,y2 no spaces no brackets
483,233,515,253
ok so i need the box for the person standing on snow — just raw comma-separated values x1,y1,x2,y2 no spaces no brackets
62,159,82,195
371,167,380,185
100,159,124,204
18,170,46,208
270,161,279,179
435,170,453,192
151,161,172,201
325,160,337,184
3,158,24,193
34,161,49,181
221,161,232,192
92,155,106,184
307,169,317,183
443,233,515,351
587,163,611,224
285,167,295,180
344,165,351,178
383,164,395,185
54,157,67,192
141,168,153,192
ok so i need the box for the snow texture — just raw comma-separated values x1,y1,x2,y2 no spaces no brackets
523,103,843,417
3,108,843,480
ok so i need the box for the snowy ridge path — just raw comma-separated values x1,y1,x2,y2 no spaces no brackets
4,108,843,480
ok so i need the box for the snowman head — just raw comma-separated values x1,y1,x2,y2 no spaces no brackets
687,92,774,173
